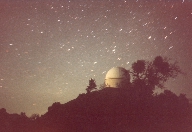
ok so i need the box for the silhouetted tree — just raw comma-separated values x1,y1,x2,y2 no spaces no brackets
86,78,97,93
131,56,181,96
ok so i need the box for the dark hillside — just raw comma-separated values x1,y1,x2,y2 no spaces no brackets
0,88,191,132
39,88,192,132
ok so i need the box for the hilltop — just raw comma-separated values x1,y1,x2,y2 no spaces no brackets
0,87,192,132
1,56,191,132
37,88,191,132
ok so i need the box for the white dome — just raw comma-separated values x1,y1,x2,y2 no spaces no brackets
105,67,130,88
105,67,129,79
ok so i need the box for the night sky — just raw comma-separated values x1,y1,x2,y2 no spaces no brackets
0,0,192,116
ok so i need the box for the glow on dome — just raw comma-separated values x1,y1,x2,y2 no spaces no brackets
105,67,130,88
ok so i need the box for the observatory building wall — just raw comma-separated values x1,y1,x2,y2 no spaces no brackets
105,78,124,88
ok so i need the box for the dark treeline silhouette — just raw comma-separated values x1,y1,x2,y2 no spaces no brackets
86,78,97,94
0,56,192,132
0,108,35,132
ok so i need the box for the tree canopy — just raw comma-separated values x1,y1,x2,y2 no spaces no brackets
130,56,181,92
86,78,97,93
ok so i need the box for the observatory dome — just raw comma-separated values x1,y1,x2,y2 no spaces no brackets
105,67,130,88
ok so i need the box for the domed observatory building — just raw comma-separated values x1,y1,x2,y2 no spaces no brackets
105,67,130,88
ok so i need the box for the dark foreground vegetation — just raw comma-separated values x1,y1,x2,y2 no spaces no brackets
0,56,192,132
0,89,192,132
